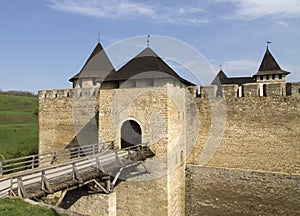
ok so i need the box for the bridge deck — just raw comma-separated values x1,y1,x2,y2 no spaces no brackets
0,143,153,199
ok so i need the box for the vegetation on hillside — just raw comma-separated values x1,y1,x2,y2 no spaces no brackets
0,93,38,160
0,198,66,216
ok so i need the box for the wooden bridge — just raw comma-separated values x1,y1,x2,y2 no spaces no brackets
0,142,153,205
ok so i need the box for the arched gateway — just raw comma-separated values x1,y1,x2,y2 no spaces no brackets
121,120,142,149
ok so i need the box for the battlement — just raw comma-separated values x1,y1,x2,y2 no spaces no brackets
198,82,300,98
38,88,100,99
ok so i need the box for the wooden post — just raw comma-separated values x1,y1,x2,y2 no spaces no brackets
51,151,57,164
17,177,27,198
41,170,52,193
96,156,103,172
31,156,35,169
72,163,83,183
0,161,3,176
103,176,111,192
9,178,13,197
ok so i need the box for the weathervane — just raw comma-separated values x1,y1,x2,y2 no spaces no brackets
147,34,150,47
98,32,100,43
219,64,222,71
267,41,272,48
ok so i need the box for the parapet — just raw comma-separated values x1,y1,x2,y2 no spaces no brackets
198,81,300,99
286,82,300,97
243,83,259,97
200,85,217,98
38,88,100,100
222,84,239,98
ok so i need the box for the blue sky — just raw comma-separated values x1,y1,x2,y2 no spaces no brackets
0,0,300,92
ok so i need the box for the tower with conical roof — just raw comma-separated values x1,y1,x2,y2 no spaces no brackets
97,44,196,215
69,42,116,88
254,47,290,96
102,46,195,88
254,47,290,83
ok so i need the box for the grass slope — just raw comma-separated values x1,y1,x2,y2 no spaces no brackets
0,94,38,159
0,198,65,216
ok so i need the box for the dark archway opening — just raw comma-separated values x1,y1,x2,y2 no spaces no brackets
121,120,142,149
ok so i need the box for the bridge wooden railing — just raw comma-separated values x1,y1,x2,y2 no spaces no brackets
0,141,114,176
0,142,152,199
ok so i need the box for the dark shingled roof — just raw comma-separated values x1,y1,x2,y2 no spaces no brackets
220,77,255,85
104,47,195,86
211,70,227,85
211,70,255,86
69,43,116,82
254,48,290,76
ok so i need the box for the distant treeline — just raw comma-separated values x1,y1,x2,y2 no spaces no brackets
0,90,37,97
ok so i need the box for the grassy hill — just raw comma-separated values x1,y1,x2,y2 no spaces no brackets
0,94,38,159
0,198,66,216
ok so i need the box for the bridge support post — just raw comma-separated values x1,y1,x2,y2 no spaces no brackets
41,170,53,193
103,176,111,192
72,163,83,183
0,161,2,176
17,177,27,198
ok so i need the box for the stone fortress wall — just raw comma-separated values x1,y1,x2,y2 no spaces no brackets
38,88,100,154
38,81,300,215
186,83,300,215
35,38,300,214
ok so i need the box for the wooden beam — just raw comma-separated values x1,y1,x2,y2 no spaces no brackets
93,180,109,194
111,167,124,189
55,189,67,207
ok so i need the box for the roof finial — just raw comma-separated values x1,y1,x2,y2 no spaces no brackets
219,64,222,71
147,34,150,47
98,32,100,43
267,41,272,49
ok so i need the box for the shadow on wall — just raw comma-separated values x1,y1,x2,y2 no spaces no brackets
64,112,99,150
59,187,93,209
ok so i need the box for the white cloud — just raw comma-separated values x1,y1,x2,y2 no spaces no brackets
212,59,258,76
216,0,300,20
47,0,208,25
47,0,154,18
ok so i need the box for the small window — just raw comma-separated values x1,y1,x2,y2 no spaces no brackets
279,74,282,79
272,74,275,79
266,75,269,80
298,88,300,93
260,75,263,80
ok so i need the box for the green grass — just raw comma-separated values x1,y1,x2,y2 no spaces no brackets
0,198,65,216
0,94,38,159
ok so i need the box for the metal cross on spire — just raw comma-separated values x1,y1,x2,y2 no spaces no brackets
147,34,150,47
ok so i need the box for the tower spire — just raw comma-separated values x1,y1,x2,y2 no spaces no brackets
147,34,150,47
